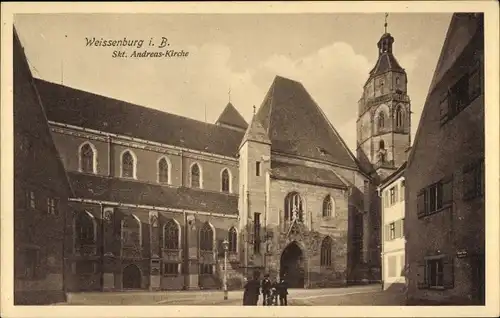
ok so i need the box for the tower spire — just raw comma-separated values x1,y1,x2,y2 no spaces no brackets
384,13,388,33
228,88,231,103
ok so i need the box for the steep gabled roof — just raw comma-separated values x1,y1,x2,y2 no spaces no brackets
13,27,74,198
68,172,238,215
408,13,482,166
255,75,359,169
216,102,248,130
33,79,244,158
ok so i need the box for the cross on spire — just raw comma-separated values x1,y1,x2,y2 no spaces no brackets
384,13,389,33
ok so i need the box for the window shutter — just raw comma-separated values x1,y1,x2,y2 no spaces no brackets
443,255,455,289
394,186,399,203
384,192,389,208
394,220,401,238
442,176,453,205
400,219,405,238
417,262,428,289
439,97,449,124
384,224,390,241
417,191,426,218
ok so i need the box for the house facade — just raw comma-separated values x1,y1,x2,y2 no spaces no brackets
13,28,73,304
378,163,406,290
405,13,485,305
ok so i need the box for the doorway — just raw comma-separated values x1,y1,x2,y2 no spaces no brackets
123,264,142,289
280,241,305,288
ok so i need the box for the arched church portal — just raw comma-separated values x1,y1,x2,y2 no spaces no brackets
122,264,142,289
280,241,305,288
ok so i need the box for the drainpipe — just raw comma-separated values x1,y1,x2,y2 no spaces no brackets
107,136,112,177
100,202,105,292
180,150,184,187
377,187,384,290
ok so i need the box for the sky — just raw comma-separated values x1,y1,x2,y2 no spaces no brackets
14,13,452,153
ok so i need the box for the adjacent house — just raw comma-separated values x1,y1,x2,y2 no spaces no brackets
405,13,485,305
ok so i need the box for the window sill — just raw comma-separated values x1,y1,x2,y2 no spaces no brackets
428,286,445,290
418,205,452,219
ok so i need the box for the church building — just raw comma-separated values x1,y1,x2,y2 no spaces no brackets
13,24,412,293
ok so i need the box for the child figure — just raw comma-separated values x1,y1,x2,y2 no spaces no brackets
269,277,279,306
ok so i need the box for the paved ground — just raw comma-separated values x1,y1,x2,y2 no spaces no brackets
61,284,406,306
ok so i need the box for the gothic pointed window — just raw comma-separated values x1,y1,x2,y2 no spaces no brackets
75,211,95,246
284,192,303,222
396,106,404,129
191,163,201,189
158,157,169,183
322,195,335,217
164,219,179,250
121,151,135,178
122,215,141,248
80,143,95,173
221,169,230,193
199,222,213,252
228,227,237,253
320,236,333,267
378,112,385,130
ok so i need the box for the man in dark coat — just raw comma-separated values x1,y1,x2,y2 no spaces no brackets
242,272,261,306
261,274,272,305
277,276,289,306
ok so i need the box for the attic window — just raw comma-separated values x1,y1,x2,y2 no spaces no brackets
317,147,329,156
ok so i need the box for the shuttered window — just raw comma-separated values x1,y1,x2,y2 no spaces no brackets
417,190,426,218
400,218,405,238
439,96,449,125
442,176,453,206
418,255,454,290
418,176,453,219
400,180,405,201
394,220,402,239
384,224,390,242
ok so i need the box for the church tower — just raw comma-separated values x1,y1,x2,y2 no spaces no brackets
238,107,271,274
356,16,411,180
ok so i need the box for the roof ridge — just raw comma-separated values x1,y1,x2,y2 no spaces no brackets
33,77,233,130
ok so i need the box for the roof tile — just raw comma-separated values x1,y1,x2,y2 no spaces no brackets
34,79,244,158
270,161,347,189
68,172,239,215
255,76,359,169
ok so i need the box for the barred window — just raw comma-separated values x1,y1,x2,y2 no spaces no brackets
320,236,333,267
164,219,179,250
199,222,213,252
158,157,169,183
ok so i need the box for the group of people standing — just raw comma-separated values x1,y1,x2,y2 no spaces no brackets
243,272,289,306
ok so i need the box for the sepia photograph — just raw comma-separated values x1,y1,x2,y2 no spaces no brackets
1,2,499,317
